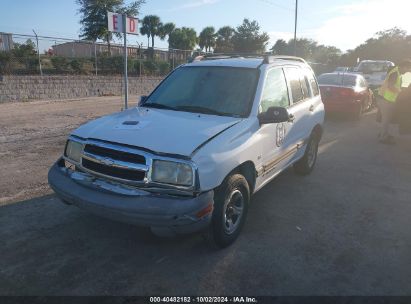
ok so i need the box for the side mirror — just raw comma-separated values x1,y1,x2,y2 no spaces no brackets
258,107,291,125
138,95,148,106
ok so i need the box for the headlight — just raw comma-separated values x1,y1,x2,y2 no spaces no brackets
152,160,194,186
64,140,84,163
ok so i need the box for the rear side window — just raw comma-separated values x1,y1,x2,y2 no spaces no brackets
305,69,320,96
260,68,290,112
284,67,304,103
301,76,311,99
318,74,356,87
310,79,320,96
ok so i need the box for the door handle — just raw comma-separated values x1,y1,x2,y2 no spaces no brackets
309,105,315,112
288,114,295,123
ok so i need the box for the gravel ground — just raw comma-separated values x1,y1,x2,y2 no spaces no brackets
0,96,138,205
1,99,411,296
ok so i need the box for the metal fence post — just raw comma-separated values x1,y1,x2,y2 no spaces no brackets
32,29,43,76
94,41,98,76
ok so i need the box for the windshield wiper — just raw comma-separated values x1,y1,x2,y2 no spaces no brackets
143,103,177,111
175,105,234,117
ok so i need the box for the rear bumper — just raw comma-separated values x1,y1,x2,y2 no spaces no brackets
48,159,214,235
324,102,360,113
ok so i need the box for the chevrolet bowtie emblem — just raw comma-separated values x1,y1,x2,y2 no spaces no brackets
101,158,115,166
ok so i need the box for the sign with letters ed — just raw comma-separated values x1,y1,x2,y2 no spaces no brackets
107,12,138,35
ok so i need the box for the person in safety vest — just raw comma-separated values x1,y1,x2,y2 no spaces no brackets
377,60,411,144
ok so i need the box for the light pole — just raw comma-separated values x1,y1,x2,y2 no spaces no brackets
32,29,43,76
294,0,298,56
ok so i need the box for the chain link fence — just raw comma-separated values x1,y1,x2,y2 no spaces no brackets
0,32,201,77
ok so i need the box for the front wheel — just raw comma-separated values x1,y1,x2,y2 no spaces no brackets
294,134,319,175
207,174,250,248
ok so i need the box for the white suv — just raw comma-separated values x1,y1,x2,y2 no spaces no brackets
49,55,324,248
354,60,395,91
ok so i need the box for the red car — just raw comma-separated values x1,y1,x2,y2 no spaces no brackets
318,73,373,119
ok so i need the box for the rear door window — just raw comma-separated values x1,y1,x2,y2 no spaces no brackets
284,67,304,104
301,76,311,99
304,68,320,96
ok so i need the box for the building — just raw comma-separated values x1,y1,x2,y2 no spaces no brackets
52,41,192,62
0,32,13,51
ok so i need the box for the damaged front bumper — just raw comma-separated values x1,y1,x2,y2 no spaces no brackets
48,159,214,235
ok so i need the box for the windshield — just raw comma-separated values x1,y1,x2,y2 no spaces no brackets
318,74,357,87
357,62,391,73
143,66,259,117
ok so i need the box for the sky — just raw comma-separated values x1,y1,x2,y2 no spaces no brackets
1,0,411,52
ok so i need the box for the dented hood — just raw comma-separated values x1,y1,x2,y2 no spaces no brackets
72,107,241,157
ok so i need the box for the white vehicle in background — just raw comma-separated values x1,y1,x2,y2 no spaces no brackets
48,55,325,248
334,66,351,73
354,60,395,92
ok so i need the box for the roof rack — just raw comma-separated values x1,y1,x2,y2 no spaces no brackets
263,55,307,64
192,53,307,65
192,53,266,62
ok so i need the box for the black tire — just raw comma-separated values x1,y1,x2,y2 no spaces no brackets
294,133,320,176
207,174,250,248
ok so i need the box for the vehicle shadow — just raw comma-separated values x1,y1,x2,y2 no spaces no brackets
0,194,246,295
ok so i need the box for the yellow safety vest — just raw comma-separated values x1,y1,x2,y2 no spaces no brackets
378,66,402,103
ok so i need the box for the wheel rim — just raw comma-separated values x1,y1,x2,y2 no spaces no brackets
307,138,318,168
223,189,244,235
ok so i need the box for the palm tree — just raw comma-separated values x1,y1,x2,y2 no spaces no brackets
159,22,176,46
140,22,151,47
140,15,161,48
215,26,235,53
199,27,216,53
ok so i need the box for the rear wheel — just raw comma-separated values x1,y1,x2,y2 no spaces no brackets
207,174,249,248
294,134,319,175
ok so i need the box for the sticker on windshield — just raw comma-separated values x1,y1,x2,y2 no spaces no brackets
276,123,286,147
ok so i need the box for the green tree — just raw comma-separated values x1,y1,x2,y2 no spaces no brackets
77,0,145,52
12,39,38,73
169,27,198,50
337,27,411,67
140,22,151,48
271,38,341,67
232,19,270,53
312,45,341,66
271,39,288,55
215,26,235,53
140,15,162,48
199,27,216,53
12,39,36,57
287,38,318,58
159,22,176,46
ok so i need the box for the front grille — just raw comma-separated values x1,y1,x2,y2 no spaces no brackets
82,158,146,181
84,144,146,165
